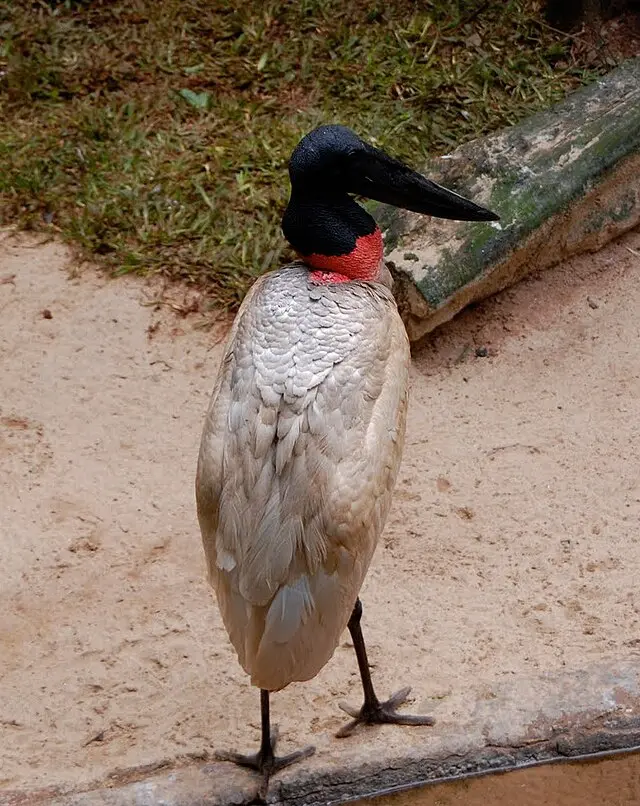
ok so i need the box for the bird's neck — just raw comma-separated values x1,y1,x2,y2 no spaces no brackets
281,190,384,284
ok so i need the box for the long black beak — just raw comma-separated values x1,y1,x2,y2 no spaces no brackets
345,145,499,222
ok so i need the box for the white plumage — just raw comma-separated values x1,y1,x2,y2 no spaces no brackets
196,264,409,692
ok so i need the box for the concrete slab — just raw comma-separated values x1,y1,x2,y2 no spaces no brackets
380,58,640,341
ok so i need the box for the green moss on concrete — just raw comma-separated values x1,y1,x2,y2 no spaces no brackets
382,58,640,313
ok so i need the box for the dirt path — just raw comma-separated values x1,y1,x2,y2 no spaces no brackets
1,232,639,792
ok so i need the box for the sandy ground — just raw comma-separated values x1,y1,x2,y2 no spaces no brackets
1,231,639,792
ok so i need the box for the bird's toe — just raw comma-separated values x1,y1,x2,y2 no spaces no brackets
335,686,435,738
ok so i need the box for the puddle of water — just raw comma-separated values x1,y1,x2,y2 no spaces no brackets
357,752,640,806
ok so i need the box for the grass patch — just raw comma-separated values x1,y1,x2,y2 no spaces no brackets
0,0,619,308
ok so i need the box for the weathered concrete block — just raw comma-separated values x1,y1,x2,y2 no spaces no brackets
5,660,640,806
379,58,640,341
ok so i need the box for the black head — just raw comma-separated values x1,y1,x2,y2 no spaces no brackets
288,125,368,194
287,124,499,222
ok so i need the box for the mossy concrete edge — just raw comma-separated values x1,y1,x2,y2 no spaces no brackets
376,57,640,341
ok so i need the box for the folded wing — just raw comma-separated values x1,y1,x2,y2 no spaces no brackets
196,266,409,691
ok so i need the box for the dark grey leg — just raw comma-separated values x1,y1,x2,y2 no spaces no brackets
337,598,435,738
216,689,315,789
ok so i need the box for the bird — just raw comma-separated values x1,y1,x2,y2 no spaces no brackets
195,124,498,785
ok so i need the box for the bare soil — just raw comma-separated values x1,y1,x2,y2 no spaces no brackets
1,231,639,792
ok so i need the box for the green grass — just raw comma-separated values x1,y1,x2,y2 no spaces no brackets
0,0,617,308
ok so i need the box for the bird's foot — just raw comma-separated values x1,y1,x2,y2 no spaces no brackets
336,686,435,738
215,727,315,777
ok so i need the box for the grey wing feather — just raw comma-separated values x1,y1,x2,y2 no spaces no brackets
196,264,409,690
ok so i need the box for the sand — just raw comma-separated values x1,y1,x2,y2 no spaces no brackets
1,230,639,793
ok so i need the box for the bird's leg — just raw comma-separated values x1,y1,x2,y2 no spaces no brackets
336,598,435,738
216,689,315,788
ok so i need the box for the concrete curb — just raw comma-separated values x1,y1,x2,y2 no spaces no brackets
3,659,640,806
378,57,640,341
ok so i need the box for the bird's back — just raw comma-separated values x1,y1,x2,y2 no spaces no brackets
196,264,410,691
